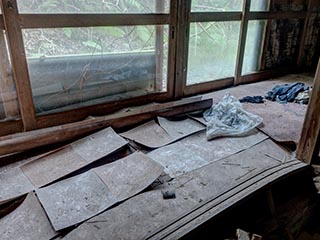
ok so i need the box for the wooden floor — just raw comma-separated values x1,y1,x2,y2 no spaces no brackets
0,73,313,240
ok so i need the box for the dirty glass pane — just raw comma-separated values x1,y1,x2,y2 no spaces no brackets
0,31,20,120
187,22,240,85
243,20,266,75
191,0,243,12
22,25,169,114
17,0,170,13
250,1,269,11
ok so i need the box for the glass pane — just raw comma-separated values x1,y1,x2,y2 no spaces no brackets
22,25,169,114
187,22,240,85
250,1,269,11
17,0,170,13
0,31,20,120
243,20,266,75
191,0,243,12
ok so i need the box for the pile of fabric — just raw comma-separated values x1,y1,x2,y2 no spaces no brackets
265,82,310,104
239,82,311,105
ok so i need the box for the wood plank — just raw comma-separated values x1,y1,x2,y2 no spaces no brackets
1,0,37,130
35,91,170,129
296,58,320,164
0,118,23,136
247,11,307,20
0,31,19,118
297,0,314,68
190,12,242,22
155,1,165,91
0,98,212,156
166,0,178,97
234,0,251,86
174,0,191,98
184,77,234,96
20,14,170,28
0,15,4,29
156,162,306,240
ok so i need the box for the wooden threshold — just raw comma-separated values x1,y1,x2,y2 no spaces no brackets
0,98,212,156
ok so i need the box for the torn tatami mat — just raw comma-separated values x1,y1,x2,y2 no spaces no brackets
120,117,205,148
36,152,163,231
63,139,304,240
0,192,57,240
21,127,127,188
148,129,268,178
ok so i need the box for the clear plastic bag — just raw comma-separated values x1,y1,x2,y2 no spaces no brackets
204,93,263,140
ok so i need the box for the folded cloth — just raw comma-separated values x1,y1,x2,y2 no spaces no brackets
239,96,264,104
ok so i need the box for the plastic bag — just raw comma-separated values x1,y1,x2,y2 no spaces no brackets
204,93,263,140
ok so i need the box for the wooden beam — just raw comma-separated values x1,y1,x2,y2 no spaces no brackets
247,11,307,20
166,0,179,97
296,58,320,164
297,0,314,69
20,14,170,28
1,0,37,131
0,31,19,118
234,0,251,85
174,0,191,99
0,15,4,29
155,1,165,92
184,77,234,96
0,98,212,156
190,12,241,22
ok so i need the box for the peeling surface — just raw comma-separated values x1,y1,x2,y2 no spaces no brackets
121,118,205,149
0,192,56,240
36,171,116,231
71,127,128,162
148,130,268,178
20,127,127,188
0,168,34,204
94,152,163,201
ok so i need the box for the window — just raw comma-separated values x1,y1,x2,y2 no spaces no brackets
0,0,310,134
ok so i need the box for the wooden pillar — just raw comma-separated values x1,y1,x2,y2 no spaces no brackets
155,0,165,92
0,30,19,118
296,58,320,164
174,0,191,99
297,0,314,69
234,0,251,86
0,0,37,131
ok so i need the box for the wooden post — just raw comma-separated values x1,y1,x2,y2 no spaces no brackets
296,58,320,164
174,0,191,99
0,0,37,131
0,30,19,118
234,0,251,85
155,0,165,92
297,0,313,69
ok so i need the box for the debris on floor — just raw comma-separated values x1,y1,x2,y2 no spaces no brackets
265,82,310,104
204,93,263,140
239,96,264,104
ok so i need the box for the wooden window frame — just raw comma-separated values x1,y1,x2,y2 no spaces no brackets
182,0,311,97
0,0,315,136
